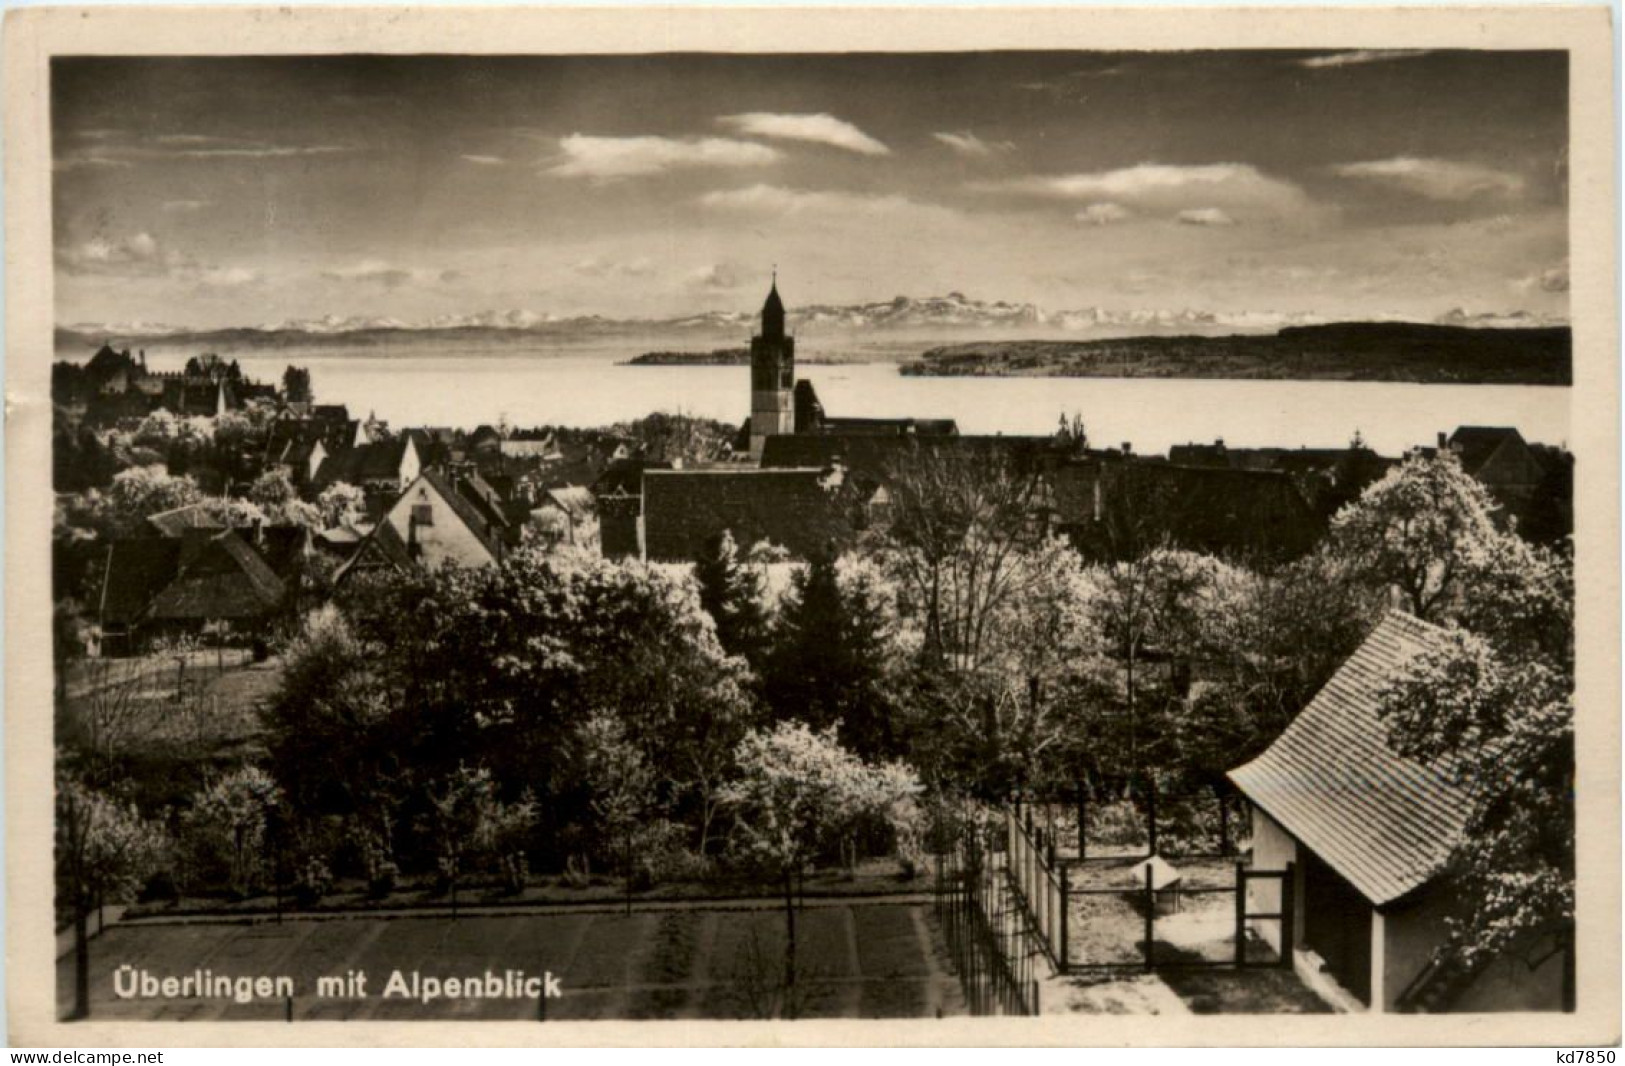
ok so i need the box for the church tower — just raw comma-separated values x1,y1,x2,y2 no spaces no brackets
748,275,795,458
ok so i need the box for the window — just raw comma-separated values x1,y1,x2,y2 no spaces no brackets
411,503,434,527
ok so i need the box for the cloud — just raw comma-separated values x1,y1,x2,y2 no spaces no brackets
699,184,956,222
1076,203,1132,226
57,229,265,289
1332,157,1527,201
192,266,262,289
176,144,348,159
57,232,166,275
982,162,1310,219
933,131,1014,158
54,150,135,173
1297,50,1433,69
1515,265,1570,294
56,134,351,170
320,260,452,289
570,256,657,279
718,112,890,156
461,154,506,166
1177,207,1237,227
687,263,741,291
162,200,213,213
550,134,781,178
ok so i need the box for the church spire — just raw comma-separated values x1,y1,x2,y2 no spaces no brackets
760,271,785,341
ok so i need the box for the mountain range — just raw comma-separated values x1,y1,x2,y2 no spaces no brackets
58,292,1569,349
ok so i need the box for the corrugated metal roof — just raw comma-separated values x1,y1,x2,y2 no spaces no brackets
1228,611,1471,906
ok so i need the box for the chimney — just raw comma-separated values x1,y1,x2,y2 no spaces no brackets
1437,432,1448,449
1121,441,1132,455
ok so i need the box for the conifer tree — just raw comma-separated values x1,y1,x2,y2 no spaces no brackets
693,530,770,668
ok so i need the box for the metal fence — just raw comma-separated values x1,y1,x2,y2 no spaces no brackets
932,824,1043,1016
1014,784,1244,863
1002,804,1294,975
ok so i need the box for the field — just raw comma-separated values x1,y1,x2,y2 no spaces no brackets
59,902,964,1022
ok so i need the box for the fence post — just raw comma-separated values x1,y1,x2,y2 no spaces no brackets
1233,861,1246,966
1280,862,1296,968
1143,862,1155,972
1059,864,1070,971
1218,792,1230,857
1146,779,1158,858
1076,787,1087,860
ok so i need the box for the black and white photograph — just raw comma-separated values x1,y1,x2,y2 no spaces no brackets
8,5,1617,1047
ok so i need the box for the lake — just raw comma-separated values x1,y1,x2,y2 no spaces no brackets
59,337,1573,456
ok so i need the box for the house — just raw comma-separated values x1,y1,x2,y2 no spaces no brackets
313,437,420,498
1057,460,1324,562
1442,426,1570,541
531,485,597,547
592,459,670,559
334,470,504,583
640,467,852,562
263,422,330,489
146,502,227,539
1228,611,1570,1012
96,528,296,655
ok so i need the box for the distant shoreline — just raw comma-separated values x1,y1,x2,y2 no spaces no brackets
619,349,869,367
901,323,1572,386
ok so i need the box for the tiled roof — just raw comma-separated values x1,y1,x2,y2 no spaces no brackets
642,467,848,561
145,531,286,621
99,539,183,625
147,503,227,538
421,469,506,561
314,439,412,487
334,518,415,582
1228,611,1471,906
1449,426,1524,475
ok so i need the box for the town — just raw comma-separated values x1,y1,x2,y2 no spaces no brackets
52,282,1575,1021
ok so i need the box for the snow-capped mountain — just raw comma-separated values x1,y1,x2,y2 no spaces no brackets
58,293,1567,345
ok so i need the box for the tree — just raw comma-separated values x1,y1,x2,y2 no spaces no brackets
576,711,656,909
418,764,533,911
763,551,902,759
246,468,321,528
693,530,770,667
57,771,165,1019
262,605,393,819
720,721,919,1012
316,481,366,529
94,465,204,536
1375,540,1573,991
325,548,754,869
1329,451,1502,620
873,443,1046,672
177,767,281,898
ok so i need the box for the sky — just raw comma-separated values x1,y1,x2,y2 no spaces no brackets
52,51,1569,330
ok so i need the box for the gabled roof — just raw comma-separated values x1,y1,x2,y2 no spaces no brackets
421,469,506,560
1228,611,1472,907
334,519,415,583
145,530,286,621
592,458,671,498
541,485,595,519
147,502,227,538
642,467,847,561
99,539,183,625
1449,426,1526,476
314,438,414,487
